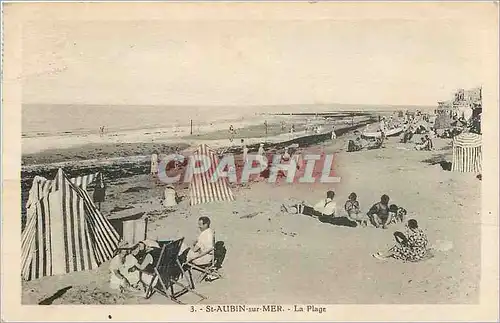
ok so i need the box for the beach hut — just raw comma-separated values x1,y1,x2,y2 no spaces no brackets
21,169,119,281
188,144,235,206
109,212,148,246
452,133,482,173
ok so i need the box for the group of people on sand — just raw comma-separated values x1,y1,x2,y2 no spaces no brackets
109,216,216,296
347,131,383,152
414,135,434,151
281,190,407,229
281,190,429,262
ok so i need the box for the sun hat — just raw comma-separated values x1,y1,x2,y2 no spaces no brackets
117,240,132,250
141,239,160,249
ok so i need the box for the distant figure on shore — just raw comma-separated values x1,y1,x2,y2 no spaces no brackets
241,140,249,164
401,126,415,143
163,185,178,207
331,125,337,140
264,120,268,135
388,116,394,129
229,125,235,144
281,121,286,131
150,153,159,176
93,173,106,211
290,124,295,136
367,194,392,228
99,126,105,136
379,117,387,141
281,147,291,162
257,143,265,156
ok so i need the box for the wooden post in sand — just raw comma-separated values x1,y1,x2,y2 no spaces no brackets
190,119,193,135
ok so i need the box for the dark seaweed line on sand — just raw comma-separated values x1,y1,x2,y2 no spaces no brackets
20,119,376,221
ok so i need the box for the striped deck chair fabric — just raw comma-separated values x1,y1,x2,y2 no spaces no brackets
188,144,235,206
21,168,120,281
452,133,482,173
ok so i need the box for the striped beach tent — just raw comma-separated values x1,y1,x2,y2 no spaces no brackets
21,168,119,281
452,133,482,172
188,144,235,206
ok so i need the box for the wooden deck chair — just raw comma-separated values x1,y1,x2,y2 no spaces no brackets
145,238,206,304
184,234,223,287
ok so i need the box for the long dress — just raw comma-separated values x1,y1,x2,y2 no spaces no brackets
150,154,159,175
392,228,429,262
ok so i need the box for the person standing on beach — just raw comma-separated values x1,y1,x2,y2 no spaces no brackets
379,117,387,141
242,140,249,165
150,153,159,177
331,125,337,140
257,143,265,156
264,120,268,135
93,173,106,211
229,125,235,145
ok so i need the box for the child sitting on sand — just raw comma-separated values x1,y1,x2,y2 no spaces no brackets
344,192,367,227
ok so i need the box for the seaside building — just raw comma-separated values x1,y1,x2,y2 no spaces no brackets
434,87,482,130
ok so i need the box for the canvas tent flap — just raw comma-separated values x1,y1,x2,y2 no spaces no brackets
188,144,235,206
452,133,482,173
21,168,120,281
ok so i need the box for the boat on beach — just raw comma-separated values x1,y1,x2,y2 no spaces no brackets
362,127,404,138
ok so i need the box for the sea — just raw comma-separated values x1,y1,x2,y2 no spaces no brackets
22,103,432,138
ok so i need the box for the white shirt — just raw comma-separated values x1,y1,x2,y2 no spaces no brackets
380,120,386,132
243,146,249,161
109,254,139,289
194,228,215,265
313,198,337,216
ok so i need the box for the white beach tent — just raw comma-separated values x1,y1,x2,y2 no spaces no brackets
188,144,235,206
451,133,482,173
21,168,119,281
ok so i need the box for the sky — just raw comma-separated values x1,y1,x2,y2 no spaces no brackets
21,8,492,107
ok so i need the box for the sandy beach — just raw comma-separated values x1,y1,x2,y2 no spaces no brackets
21,121,481,305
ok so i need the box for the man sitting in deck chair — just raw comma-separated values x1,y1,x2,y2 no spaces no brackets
184,217,221,283
187,217,215,266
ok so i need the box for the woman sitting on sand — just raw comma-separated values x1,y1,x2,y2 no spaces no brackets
109,242,141,292
344,192,367,227
373,219,429,262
